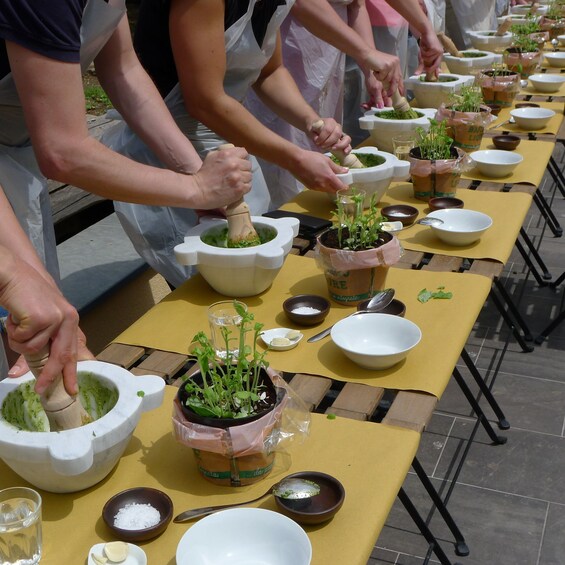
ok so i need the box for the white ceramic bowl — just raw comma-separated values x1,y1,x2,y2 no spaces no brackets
175,216,299,297
511,4,548,15
331,313,421,370
176,508,312,565
468,31,513,53
544,52,565,68
329,146,411,207
443,50,497,75
558,34,565,46
528,73,565,92
510,107,556,130
0,361,165,493
427,209,493,246
405,74,475,108
470,149,523,178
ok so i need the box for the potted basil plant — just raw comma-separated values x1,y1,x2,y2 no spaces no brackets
173,302,288,486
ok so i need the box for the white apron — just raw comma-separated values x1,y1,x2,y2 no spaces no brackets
107,0,294,288
0,0,126,282
244,0,351,210
446,0,497,48
0,0,125,378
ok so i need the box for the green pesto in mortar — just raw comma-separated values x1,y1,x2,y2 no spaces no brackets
202,225,276,248
1,371,118,432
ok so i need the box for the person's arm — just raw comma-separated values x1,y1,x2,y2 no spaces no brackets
169,0,348,193
291,0,402,97
6,28,251,210
385,0,443,73
0,189,80,395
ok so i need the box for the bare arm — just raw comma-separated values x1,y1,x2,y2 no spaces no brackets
0,189,80,394
170,0,348,192
7,31,251,210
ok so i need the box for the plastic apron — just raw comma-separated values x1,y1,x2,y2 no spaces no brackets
0,0,125,378
446,0,497,48
107,0,293,288
0,0,125,282
244,0,352,210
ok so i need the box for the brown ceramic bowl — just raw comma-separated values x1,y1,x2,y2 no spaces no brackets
428,197,464,211
492,134,521,151
102,487,173,542
486,103,502,116
356,298,406,317
283,294,330,326
515,102,540,109
274,471,345,525
381,205,418,227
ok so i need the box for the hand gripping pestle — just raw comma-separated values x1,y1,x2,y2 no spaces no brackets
311,120,365,169
218,143,261,247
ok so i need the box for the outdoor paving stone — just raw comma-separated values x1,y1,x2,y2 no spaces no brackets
416,413,456,474
539,502,565,565
434,420,565,504
426,476,547,565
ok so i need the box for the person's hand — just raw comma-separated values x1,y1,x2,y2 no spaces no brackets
360,50,403,98
361,75,393,110
308,118,352,153
415,29,443,78
192,146,253,209
290,149,349,194
1,259,81,396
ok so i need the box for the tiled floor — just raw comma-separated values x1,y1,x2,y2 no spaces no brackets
369,143,565,565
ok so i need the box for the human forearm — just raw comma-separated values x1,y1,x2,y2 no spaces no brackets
385,0,432,37
95,17,202,174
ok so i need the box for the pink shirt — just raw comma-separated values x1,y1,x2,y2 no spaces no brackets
366,0,408,28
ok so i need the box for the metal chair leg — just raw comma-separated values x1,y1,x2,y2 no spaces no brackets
533,191,563,237
412,457,470,557
461,348,510,430
547,156,565,199
397,487,464,565
452,368,507,445
519,227,553,281
494,279,534,342
535,308,565,344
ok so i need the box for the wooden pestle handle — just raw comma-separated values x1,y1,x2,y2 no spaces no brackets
390,91,412,113
25,346,89,430
495,19,512,36
437,32,462,57
217,143,260,244
311,120,364,169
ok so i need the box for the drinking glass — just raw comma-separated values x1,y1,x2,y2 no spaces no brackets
336,188,366,220
207,300,248,359
392,133,417,161
0,487,42,565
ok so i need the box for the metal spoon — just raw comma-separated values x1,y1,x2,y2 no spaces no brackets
173,477,320,522
307,288,395,343
415,216,444,227
489,116,515,130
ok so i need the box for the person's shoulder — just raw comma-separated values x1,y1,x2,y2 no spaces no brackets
0,0,88,63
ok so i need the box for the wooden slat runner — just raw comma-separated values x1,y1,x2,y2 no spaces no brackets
96,343,437,433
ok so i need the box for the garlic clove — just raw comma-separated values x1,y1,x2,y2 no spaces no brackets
271,337,292,347
91,553,108,565
285,330,302,340
104,541,128,563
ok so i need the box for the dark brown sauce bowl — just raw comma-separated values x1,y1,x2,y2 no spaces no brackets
381,205,418,227
274,471,345,525
428,197,464,211
283,294,330,326
492,135,521,151
515,102,540,109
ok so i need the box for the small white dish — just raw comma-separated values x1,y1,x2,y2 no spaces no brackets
509,107,555,130
260,328,303,350
88,543,147,565
470,149,523,178
427,209,493,246
528,73,565,93
381,221,404,233
558,34,565,46
544,52,565,68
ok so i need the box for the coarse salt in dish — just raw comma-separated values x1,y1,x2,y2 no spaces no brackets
292,306,321,315
114,503,161,530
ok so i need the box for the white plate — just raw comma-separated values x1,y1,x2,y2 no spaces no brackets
260,328,303,350
88,543,147,565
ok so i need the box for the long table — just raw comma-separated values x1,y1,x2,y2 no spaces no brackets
0,387,420,565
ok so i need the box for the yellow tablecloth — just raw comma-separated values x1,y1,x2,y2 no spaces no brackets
462,138,555,186
0,387,420,565
115,254,491,398
488,101,564,134
282,185,532,264
520,83,565,97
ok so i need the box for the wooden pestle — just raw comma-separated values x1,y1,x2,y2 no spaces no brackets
311,120,364,169
437,32,463,57
26,346,91,431
495,18,512,36
218,143,261,247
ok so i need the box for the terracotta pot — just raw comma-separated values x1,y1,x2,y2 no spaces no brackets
439,105,493,152
316,230,401,306
173,369,287,486
476,70,521,108
408,146,463,201
541,18,565,40
503,48,542,78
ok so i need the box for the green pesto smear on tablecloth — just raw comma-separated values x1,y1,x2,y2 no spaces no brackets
1,372,118,432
